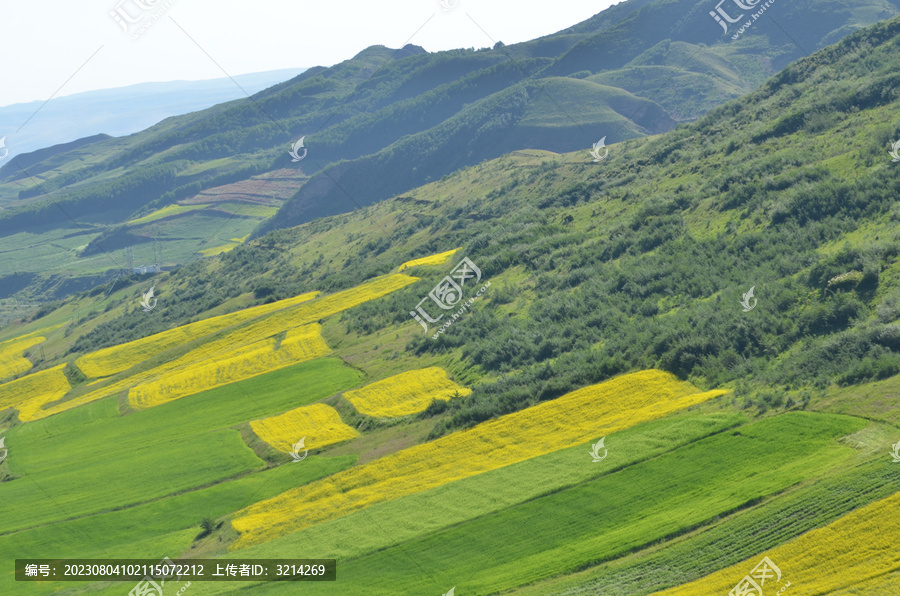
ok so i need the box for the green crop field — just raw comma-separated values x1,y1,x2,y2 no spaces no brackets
234,412,745,561
128,204,210,225
0,358,361,595
0,456,355,596
169,411,867,595
5,7,900,596
511,456,900,595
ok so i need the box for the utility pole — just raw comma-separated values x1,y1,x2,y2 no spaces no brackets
153,238,162,272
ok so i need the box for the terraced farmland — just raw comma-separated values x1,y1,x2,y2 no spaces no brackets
231,370,728,548
228,412,745,561
288,413,860,596
344,366,471,417
189,411,863,596
75,289,320,378
21,274,417,421
251,403,359,452
0,335,43,381
398,248,461,272
0,363,69,413
0,358,361,596
655,488,900,596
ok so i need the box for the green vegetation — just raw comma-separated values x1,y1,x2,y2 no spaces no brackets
0,358,358,533
2,7,900,596
236,412,744,563
0,456,354,596
512,455,900,595
230,412,864,595
127,203,208,225
26,16,900,438
3,0,897,299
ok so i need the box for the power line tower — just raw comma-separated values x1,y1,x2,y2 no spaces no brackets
153,239,162,273
125,246,134,273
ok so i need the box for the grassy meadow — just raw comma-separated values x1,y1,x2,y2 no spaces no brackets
0,358,360,585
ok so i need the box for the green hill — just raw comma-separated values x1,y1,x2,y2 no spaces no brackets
2,7,900,596
2,0,899,302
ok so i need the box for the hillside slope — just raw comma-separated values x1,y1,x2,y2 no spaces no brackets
2,0,899,303
1,12,900,596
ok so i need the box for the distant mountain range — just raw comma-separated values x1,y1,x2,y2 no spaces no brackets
0,68,308,162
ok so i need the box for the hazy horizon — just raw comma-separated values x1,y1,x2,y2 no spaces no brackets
1,0,624,107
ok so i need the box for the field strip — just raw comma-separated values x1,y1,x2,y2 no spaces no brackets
128,324,330,409
21,274,417,421
230,369,728,548
0,364,70,414
343,366,471,417
397,248,461,272
507,454,900,596
75,290,320,378
250,403,360,452
0,336,45,381
651,485,900,595
230,412,745,562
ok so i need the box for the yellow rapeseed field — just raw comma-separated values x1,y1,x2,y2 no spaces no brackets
128,324,330,409
651,489,900,596
344,367,472,417
398,248,461,272
0,336,44,381
198,243,241,257
25,274,417,421
231,369,727,548
0,364,71,418
75,290,320,378
250,404,359,453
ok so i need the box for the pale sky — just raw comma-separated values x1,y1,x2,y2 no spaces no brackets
0,0,625,108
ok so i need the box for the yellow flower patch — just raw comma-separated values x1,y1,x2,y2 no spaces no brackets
231,369,728,548
26,274,418,421
0,336,44,381
398,248,461,272
652,490,900,596
344,367,471,417
0,364,71,418
75,290,320,378
250,404,359,453
128,324,330,409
